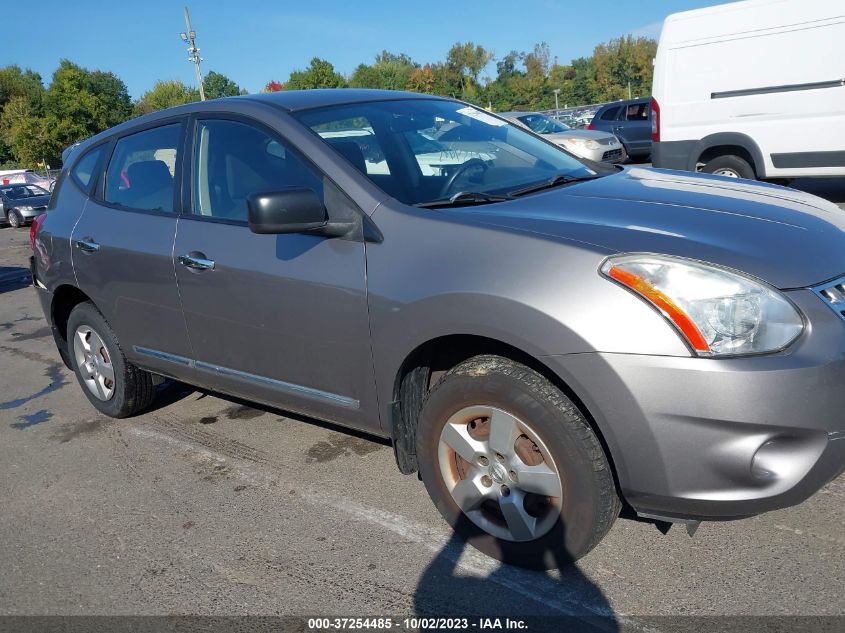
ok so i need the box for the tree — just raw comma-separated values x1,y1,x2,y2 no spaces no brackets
263,80,284,92
44,60,132,150
591,36,657,102
0,96,55,167
285,58,346,90
407,64,436,94
203,70,246,99
445,42,494,99
0,66,46,164
133,80,200,116
349,51,418,91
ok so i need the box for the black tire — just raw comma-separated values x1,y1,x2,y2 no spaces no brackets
701,154,755,179
417,355,620,569
7,209,23,228
67,302,156,418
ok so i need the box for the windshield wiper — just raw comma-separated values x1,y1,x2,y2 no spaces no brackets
415,191,515,209
508,173,602,198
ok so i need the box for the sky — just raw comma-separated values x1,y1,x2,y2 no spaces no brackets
6,0,722,99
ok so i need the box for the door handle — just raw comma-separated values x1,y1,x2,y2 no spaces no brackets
74,237,100,253
179,253,215,271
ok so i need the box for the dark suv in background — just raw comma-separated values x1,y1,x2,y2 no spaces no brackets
588,98,652,162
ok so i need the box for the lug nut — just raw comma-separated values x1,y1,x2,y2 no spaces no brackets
500,485,510,496
478,455,489,466
495,453,505,462
481,475,493,488
509,470,518,482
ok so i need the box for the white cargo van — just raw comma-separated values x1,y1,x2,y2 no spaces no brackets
651,0,845,180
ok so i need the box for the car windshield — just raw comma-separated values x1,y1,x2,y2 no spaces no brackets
1,185,48,199
295,99,596,206
518,114,571,135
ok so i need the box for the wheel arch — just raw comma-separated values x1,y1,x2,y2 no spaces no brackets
50,284,94,368
389,333,624,500
694,132,766,177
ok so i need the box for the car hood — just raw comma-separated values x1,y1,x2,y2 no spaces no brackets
10,194,50,207
545,130,615,143
459,167,845,289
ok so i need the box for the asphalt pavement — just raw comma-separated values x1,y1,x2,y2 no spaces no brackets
0,179,843,632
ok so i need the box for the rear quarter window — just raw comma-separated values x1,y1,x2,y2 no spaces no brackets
600,107,620,121
70,144,107,192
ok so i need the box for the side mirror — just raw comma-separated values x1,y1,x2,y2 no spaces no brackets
247,188,350,236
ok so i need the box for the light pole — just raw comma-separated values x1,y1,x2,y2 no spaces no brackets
553,88,561,113
180,6,206,101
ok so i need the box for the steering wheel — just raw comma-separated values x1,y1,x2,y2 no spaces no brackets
439,158,489,198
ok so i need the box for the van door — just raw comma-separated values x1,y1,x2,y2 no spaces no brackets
172,116,377,432
71,119,194,374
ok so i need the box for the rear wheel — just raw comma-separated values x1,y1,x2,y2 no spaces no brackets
701,154,755,179
7,209,23,228
67,302,156,418
417,355,620,569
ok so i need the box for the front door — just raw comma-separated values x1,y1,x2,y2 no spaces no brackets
614,101,652,156
173,117,377,431
71,120,193,373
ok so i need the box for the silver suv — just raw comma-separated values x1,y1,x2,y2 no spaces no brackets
31,90,845,568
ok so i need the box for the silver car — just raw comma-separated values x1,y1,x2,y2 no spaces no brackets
500,111,626,163
31,90,845,569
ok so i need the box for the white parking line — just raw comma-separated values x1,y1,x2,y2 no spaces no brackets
128,425,653,632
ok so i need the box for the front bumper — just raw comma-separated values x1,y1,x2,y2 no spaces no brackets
545,289,845,521
559,142,627,164
15,206,47,220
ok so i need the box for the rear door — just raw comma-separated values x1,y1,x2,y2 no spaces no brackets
172,115,377,432
613,101,651,156
71,118,193,374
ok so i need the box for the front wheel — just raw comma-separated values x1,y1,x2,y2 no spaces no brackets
7,209,23,228
67,302,156,418
417,355,620,569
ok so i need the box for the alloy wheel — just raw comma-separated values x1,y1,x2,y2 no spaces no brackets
437,405,563,542
72,325,116,401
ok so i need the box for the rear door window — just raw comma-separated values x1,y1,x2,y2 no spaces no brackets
625,103,649,121
104,124,181,213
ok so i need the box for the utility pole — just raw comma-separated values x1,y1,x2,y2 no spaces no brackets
180,6,206,100
553,88,561,113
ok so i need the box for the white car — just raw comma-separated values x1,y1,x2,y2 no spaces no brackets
0,169,55,191
500,112,626,163
318,128,493,176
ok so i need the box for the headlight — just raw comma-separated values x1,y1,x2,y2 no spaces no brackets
562,138,599,150
17,205,34,212
601,254,804,356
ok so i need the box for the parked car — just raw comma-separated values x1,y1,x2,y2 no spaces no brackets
0,169,55,191
501,112,626,163
0,184,50,228
31,90,845,568
588,99,653,161
651,0,843,180
318,127,494,176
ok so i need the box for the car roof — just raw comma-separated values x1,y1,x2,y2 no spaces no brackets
597,98,649,111
499,111,540,118
245,88,448,111
63,89,453,163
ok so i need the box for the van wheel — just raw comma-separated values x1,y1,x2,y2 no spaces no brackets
67,302,156,418
416,355,620,569
7,210,23,228
701,155,755,179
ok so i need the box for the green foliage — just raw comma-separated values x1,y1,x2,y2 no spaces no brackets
134,80,200,116
285,58,347,90
203,70,246,99
0,33,656,169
